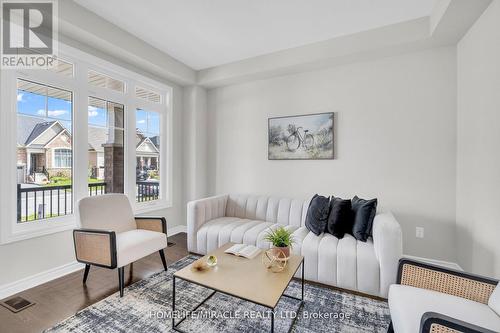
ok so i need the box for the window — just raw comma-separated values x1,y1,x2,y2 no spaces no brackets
49,59,74,78
135,86,161,104
88,97,124,196
88,70,125,93
136,109,161,202
54,149,72,168
1,43,172,243
16,79,73,222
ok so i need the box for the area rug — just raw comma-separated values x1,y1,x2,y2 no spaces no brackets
46,255,390,333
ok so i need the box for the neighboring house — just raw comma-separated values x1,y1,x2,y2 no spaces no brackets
17,114,160,185
17,115,72,184
87,125,108,180
136,132,160,171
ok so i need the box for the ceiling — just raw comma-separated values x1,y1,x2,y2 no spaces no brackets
74,0,436,70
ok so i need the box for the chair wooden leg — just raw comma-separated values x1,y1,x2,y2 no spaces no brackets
159,249,167,271
83,264,91,284
118,267,124,297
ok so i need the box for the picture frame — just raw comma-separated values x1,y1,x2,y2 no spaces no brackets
268,112,334,160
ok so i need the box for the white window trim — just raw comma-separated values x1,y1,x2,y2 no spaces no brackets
0,42,173,244
130,86,172,213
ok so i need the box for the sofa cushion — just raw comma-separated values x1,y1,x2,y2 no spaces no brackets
198,218,260,253
116,229,167,267
326,197,353,238
305,194,330,236
197,217,277,253
489,283,500,316
290,226,310,257
336,233,358,290
351,196,377,241
356,239,380,295
389,284,500,333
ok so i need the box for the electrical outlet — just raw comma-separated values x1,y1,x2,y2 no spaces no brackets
416,227,424,239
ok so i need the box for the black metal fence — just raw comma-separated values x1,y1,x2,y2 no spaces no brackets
136,181,160,202
89,182,106,196
17,182,106,222
17,181,160,222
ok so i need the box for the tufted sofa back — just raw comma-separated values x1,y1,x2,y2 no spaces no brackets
225,194,312,227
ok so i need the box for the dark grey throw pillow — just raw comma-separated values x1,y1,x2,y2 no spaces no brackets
351,196,377,242
326,197,353,238
305,194,330,236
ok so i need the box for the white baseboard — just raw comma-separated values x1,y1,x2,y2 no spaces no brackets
404,255,463,271
0,261,84,300
0,227,186,300
168,225,186,236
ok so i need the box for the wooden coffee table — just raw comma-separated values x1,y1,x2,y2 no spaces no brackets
172,242,305,333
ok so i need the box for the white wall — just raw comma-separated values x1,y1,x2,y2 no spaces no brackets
207,47,458,261
457,0,500,278
183,86,209,203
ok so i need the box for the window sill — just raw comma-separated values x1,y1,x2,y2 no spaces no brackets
134,199,172,215
1,216,77,244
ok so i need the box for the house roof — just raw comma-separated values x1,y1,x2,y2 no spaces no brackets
136,129,160,151
150,135,160,148
25,121,57,145
18,115,159,154
17,115,65,147
17,115,48,146
88,126,108,152
136,136,160,154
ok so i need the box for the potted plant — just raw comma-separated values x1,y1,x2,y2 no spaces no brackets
264,226,294,259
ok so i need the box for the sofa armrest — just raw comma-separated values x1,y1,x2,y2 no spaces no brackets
397,258,498,304
420,312,497,333
135,216,167,234
73,229,117,268
187,194,228,253
372,212,403,297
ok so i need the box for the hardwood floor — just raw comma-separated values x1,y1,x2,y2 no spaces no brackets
0,233,188,333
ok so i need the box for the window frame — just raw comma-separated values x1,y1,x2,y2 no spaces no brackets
52,148,73,169
0,42,173,244
130,82,172,213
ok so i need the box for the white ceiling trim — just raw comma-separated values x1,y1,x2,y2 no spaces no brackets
198,0,492,88
59,1,196,86
74,0,437,71
60,0,491,88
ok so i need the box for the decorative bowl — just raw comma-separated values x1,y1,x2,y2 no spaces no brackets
207,255,218,267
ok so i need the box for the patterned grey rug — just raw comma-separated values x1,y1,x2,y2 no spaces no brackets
46,255,390,333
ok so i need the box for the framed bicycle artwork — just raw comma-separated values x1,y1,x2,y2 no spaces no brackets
268,112,334,160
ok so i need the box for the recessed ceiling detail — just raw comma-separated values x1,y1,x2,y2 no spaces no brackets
74,0,436,70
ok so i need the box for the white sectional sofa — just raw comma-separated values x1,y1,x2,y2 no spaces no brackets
187,194,403,298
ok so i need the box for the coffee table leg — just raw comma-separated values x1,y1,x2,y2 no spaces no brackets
171,277,217,332
172,275,176,329
271,308,274,333
301,260,304,301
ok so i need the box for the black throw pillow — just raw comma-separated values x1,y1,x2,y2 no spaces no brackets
305,194,330,236
326,197,353,238
351,196,378,242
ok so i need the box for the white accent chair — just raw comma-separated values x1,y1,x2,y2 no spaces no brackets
388,259,500,333
187,194,403,298
74,194,168,297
